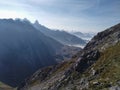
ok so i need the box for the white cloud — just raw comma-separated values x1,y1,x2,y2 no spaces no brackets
0,9,35,21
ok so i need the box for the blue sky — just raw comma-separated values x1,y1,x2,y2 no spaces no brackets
0,0,120,32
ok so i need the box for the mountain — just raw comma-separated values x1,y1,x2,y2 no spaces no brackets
18,23,120,90
0,19,82,88
71,31,95,41
33,20,86,47
0,18,65,87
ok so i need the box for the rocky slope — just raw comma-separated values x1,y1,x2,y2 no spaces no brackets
18,23,120,90
0,82,15,90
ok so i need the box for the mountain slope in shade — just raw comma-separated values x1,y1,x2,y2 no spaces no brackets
33,20,86,46
18,23,120,90
0,19,63,87
0,19,82,88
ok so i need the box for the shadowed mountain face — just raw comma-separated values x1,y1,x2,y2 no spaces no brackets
0,19,83,88
0,19,64,87
18,23,120,90
33,20,86,46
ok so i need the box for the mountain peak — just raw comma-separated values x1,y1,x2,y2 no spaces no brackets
22,18,31,23
34,20,40,25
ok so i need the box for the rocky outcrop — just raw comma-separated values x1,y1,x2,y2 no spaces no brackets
84,23,120,51
75,50,100,72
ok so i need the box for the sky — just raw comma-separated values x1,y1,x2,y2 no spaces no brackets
0,0,120,33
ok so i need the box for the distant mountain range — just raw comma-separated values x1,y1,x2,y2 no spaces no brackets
33,20,86,46
71,31,95,41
